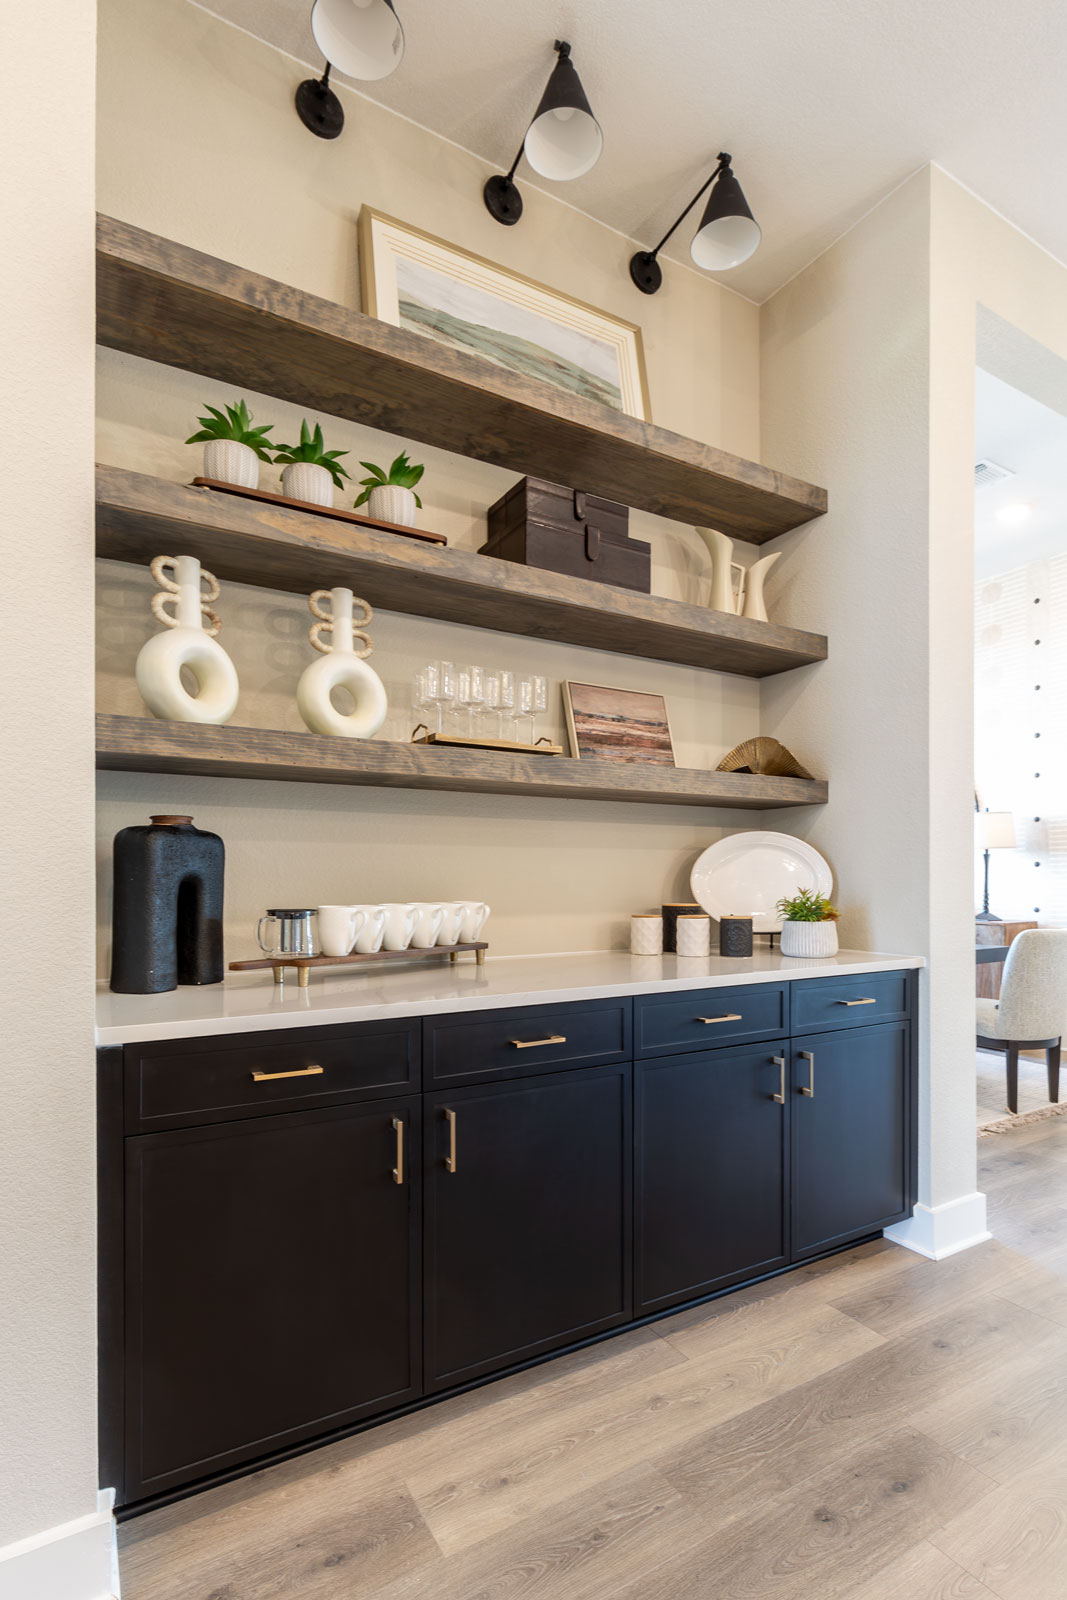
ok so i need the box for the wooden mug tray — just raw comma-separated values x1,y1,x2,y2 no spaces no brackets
230,941,488,988
191,478,448,545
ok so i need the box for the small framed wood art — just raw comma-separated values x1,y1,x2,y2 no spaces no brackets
359,209,651,421
562,681,675,766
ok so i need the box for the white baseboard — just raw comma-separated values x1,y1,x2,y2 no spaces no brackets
885,1191,991,1260
0,1491,118,1600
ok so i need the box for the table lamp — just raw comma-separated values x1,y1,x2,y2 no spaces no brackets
976,810,1016,922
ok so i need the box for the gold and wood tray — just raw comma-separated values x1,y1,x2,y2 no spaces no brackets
229,940,488,987
411,728,563,756
191,478,447,545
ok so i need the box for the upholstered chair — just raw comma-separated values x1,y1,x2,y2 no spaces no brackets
976,928,1067,1113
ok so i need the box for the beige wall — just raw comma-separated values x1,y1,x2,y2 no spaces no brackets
763,165,1067,1230
94,0,776,969
0,0,100,1562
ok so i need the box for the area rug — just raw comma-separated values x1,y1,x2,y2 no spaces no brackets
978,1100,1067,1136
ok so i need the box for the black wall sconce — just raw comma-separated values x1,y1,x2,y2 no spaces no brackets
484,41,603,226
629,153,761,293
296,0,405,140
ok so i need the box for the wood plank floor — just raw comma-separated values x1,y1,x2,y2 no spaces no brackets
119,1114,1067,1600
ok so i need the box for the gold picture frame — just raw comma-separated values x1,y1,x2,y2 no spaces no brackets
562,680,676,767
359,208,651,421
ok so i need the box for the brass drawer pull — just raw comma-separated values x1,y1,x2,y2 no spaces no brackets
772,1055,786,1104
392,1116,405,1186
800,1050,815,1097
444,1108,457,1173
837,998,877,1006
696,1014,743,1025
509,1034,567,1048
251,1065,324,1082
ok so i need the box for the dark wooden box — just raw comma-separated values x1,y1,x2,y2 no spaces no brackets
480,477,651,594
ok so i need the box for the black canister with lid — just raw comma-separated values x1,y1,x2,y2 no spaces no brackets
110,814,225,993
719,915,754,958
662,902,701,953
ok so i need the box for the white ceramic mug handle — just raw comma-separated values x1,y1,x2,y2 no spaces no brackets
405,907,419,938
349,909,367,951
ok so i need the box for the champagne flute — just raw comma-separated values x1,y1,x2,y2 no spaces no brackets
497,671,516,740
433,659,455,735
483,672,501,740
518,677,535,744
530,675,548,743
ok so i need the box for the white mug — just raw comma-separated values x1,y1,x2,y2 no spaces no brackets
436,903,466,945
410,902,445,948
349,904,387,954
316,905,367,958
459,901,491,942
380,903,419,951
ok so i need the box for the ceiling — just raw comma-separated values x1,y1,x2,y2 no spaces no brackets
194,0,1067,302
975,368,1067,581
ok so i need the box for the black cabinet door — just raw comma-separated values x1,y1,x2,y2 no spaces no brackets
424,1064,631,1391
635,1047,788,1314
124,1097,420,1501
791,1023,909,1259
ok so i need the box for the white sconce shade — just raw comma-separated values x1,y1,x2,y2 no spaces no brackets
523,48,603,181
310,0,405,82
690,166,762,270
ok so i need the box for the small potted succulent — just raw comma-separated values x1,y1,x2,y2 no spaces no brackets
354,451,425,527
272,420,352,508
185,399,275,489
776,889,840,957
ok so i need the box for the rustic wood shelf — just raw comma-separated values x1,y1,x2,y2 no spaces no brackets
96,468,828,678
96,215,827,544
96,716,828,810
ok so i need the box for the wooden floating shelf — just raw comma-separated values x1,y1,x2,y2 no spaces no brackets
96,468,828,679
96,215,827,544
95,715,829,810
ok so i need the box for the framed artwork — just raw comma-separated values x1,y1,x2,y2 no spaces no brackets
359,209,650,421
562,681,675,766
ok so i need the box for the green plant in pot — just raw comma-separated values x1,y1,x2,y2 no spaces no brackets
185,399,276,490
776,889,840,958
273,420,352,509
355,451,425,528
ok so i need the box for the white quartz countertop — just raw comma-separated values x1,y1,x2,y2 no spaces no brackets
95,949,925,1047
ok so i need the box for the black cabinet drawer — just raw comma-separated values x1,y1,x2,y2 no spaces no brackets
126,1020,420,1132
424,999,630,1087
790,971,910,1036
635,985,787,1058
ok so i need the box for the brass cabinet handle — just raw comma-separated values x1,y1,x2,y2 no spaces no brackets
509,1034,567,1049
771,1055,786,1104
391,1116,404,1186
837,998,877,1006
251,1065,324,1082
800,1050,815,1097
696,1014,743,1025
444,1108,457,1173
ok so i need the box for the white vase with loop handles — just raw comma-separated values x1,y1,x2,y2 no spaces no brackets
135,554,239,724
694,528,780,623
296,587,388,738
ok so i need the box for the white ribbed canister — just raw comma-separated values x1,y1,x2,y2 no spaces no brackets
779,919,839,957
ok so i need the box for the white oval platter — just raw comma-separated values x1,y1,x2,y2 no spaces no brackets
690,831,833,933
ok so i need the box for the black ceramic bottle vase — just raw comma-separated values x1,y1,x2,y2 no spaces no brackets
111,815,225,993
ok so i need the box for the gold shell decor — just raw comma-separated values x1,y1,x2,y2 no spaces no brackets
717,737,815,780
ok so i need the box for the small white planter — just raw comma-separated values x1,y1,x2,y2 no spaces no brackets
282,461,334,507
367,485,417,526
203,438,260,489
779,919,839,958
